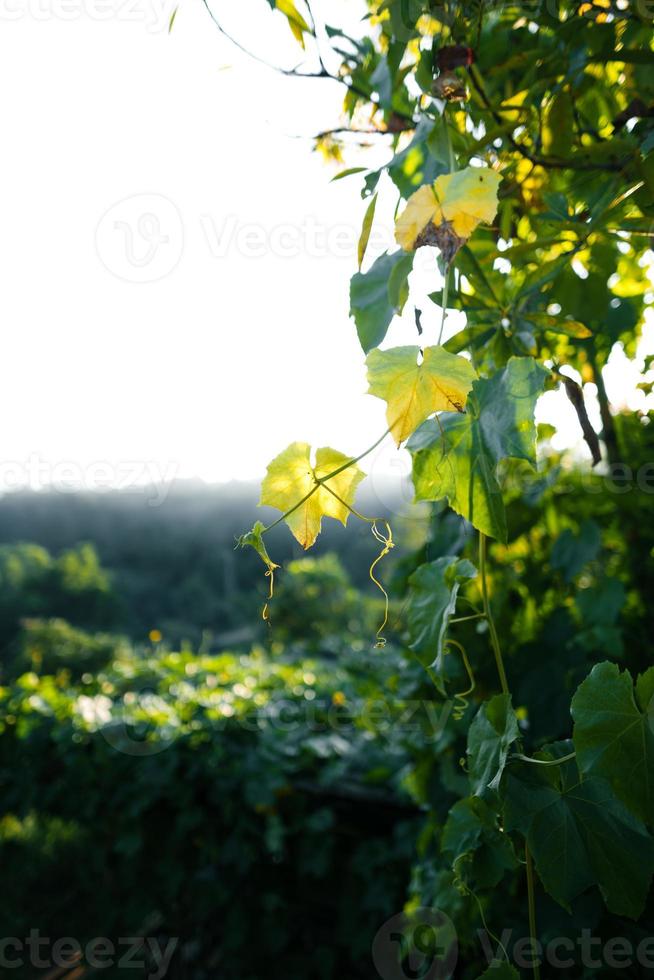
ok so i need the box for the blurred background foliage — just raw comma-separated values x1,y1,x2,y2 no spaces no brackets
0,434,653,976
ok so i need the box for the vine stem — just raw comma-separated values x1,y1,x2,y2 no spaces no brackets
510,751,576,767
525,844,541,980
437,108,455,347
478,533,509,696
437,264,451,346
479,531,540,979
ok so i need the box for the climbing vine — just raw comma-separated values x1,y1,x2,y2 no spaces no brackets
212,1,654,976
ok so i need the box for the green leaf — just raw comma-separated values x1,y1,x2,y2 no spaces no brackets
502,754,654,918
387,118,448,198
475,964,520,980
387,252,414,314
407,557,477,691
350,251,413,353
542,89,575,157
331,167,367,182
409,357,549,542
467,695,519,799
357,193,378,270
236,521,278,569
572,661,654,825
522,312,592,339
442,796,516,889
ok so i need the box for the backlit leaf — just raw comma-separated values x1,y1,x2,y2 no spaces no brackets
260,443,364,550
275,0,310,46
409,357,548,542
357,193,377,270
395,167,502,252
237,520,279,572
523,312,592,339
366,345,477,445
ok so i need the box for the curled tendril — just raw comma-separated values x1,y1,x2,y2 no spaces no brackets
262,565,277,623
445,637,475,721
236,521,280,623
369,519,394,648
320,484,395,649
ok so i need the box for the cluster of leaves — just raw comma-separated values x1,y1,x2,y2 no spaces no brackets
3,433,654,975
226,0,654,976
0,634,430,979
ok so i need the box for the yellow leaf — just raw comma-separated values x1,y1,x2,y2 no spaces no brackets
395,166,502,252
366,345,477,445
276,0,309,47
260,443,365,550
358,193,378,270
395,185,442,253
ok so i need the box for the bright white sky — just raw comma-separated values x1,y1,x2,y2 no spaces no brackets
0,0,651,495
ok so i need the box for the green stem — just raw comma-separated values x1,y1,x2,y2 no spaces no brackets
478,533,509,696
510,751,576,767
437,264,451,346
525,844,541,980
261,427,391,535
443,108,456,173
478,532,540,978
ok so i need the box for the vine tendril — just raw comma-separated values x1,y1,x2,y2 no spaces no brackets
321,484,394,647
445,638,476,721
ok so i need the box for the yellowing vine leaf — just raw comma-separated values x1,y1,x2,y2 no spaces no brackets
275,0,310,47
260,442,365,549
395,166,502,257
366,345,477,445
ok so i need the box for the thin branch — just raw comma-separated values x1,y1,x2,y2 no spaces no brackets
200,0,416,125
310,126,397,140
200,0,327,79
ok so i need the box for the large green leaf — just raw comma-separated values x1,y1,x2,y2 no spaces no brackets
407,556,476,692
572,661,654,825
467,694,519,799
408,357,549,542
349,251,413,353
502,752,654,918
